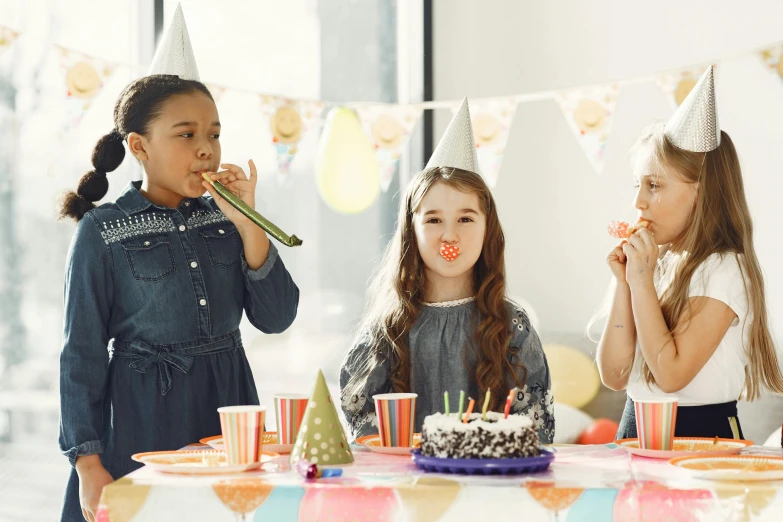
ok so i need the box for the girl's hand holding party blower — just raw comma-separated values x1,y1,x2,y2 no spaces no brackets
201,162,303,247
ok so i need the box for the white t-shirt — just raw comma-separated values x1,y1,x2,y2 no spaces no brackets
627,252,750,406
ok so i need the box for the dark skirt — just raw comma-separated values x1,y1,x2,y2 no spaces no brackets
61,331,259,522
616,396,745,440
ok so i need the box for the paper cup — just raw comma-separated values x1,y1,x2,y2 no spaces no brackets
372,393,417,447
273,394,309,444
634,398,678,450
217,405,266,465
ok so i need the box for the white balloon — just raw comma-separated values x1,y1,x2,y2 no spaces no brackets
763,426,782,447
552,402,594,444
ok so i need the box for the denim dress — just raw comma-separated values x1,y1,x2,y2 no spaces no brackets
58,181,299,521
339,298,555,444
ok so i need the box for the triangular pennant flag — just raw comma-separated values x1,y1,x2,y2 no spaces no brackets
260,95,324,180
290,370,354,467
654,64,712,110
757,43,783,83
356,104,422,192
426,97,480,174
451,97,519,188
204,83,227,103
555,84,619,174
147,3,199,80
0,25,20,57
54,45,117,128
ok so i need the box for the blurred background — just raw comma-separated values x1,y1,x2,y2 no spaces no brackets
1,0,783,519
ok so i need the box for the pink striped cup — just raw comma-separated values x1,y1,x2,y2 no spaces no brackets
634,398,678,451
217,405,266,465
273,394,309,444
372,393,417,447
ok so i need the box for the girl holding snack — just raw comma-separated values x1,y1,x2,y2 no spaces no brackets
340,99,554,444
57,11,298,522
595,67,783,440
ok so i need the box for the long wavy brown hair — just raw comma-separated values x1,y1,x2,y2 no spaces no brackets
342,167,525,411
635,123,783,400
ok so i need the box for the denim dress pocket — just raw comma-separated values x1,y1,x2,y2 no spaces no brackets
121,235,176,281
199,226,240,268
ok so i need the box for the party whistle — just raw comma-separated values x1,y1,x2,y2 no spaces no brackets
201,173,303,247
296,458,343,479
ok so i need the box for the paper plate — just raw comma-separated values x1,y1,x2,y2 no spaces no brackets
617,437,752,459
131,450,279,475
200,432,294,454
355,433,422,455
669,455,783,481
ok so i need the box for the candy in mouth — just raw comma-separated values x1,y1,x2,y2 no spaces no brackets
440,243,460,261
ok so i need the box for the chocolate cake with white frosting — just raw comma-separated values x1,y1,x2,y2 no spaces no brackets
420,412,540,459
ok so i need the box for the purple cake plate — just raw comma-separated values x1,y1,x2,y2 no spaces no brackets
411,448,554,475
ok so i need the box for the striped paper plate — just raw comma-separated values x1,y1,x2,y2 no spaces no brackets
356,433,422,455
617,437,752,459
200,432,294,454
131,450,279,475
669,455,783,481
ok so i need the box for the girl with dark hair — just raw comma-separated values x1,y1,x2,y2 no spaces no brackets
57,73,299,522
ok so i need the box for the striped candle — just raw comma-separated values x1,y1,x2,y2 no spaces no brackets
372,393,417,447
634,398,678,450
274,394,309,444
217,405,266,465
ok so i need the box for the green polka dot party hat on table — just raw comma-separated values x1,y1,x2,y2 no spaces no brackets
290,369,354,466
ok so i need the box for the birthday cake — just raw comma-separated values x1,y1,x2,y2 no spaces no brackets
420,412,540,459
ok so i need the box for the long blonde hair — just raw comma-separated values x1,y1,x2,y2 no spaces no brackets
342,167,526,411
630,123,783,400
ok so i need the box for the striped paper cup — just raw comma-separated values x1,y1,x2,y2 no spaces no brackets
217,405,266,465
634,398,678,451
373,393,417,447
273,394,309,444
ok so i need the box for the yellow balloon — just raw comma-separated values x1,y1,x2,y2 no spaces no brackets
315,107,380,214
542,344,600,409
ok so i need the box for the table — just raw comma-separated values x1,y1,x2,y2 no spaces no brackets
97,444,783,521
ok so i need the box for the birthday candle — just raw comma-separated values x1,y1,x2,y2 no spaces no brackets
444,391,450,415
462,398,475,424
481,388,491,420
504,388,515,419
457,390,465,418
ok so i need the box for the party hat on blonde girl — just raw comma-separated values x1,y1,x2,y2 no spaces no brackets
664,65,720,152
290,370,354,466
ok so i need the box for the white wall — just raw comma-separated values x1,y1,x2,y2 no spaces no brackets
434,0,783,341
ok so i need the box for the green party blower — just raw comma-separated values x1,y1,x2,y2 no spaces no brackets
201,173,303,247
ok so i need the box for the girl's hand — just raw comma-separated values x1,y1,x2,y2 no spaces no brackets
202,160,258,230
607,240,628,283
76,460,114,522
622,227,658,289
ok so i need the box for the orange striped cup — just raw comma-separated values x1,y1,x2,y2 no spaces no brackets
274,394,309,444
634,398,678,451
373,393,417,447
217,405,266,465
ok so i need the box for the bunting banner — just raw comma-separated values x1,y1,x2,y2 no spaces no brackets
555,84,619,174
757,44,783,82
356,104,422,191
260,95,324,179
654,64,713,109
455,97,519,188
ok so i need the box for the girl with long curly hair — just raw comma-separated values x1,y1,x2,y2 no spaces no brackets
339,100,553,443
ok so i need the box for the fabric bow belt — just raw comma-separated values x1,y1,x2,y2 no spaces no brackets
111,330,242,395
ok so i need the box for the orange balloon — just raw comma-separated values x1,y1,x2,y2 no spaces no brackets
576,418,619,445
